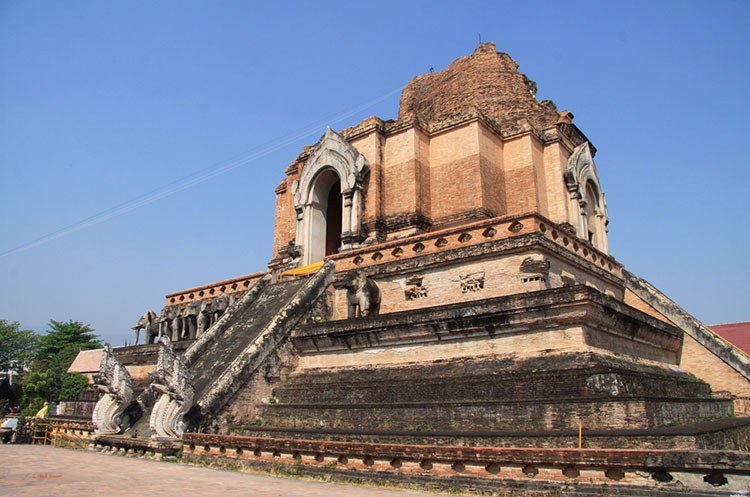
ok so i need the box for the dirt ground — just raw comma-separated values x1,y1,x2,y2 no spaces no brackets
0,444,449,497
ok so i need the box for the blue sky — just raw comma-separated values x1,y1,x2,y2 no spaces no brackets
1,1,748,345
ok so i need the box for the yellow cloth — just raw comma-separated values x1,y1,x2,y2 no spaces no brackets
34,403,48,419
279,261,325,280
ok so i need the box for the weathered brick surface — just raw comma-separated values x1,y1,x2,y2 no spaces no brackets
182,432,750,494
230,420,750,450
682,332,750,398
398,43,560,132
268,44,591,258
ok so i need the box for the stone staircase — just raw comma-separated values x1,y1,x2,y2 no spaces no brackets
95,261,334,444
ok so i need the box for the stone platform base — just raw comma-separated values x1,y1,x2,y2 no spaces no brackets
182,432,750,496
230,417,750,450
94,434,181,455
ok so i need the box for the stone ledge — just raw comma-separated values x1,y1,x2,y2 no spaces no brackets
183,432,750,470
231,416,750,440
293,285,682,354
624,269,750,382
182,432,750,494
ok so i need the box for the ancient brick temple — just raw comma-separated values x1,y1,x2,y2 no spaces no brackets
70,44,750,494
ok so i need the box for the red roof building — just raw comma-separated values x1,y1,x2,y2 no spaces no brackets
711,322,750,356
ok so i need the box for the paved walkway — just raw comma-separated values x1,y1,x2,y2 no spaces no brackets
0,445,449,497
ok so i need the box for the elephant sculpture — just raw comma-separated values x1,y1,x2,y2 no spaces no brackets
341,270,380,319
154,295,233,343
208,294,235,326
180,300,204,340
157,305,180,342
133,311,159,345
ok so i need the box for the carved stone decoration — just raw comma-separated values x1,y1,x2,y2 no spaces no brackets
341,270,381,318
563,142,609,254
208,294,235,326
559,222,577,236
520,256,550,275
294,128,370,264
197,302,210,338
180,301,203,340
404,275,428,301
133,311,159,345
157,305,181,341
586,373,629,396
149,336,194,439
92,343,135,435
455,271,485,293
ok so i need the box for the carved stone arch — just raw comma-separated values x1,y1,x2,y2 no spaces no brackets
294,127,370,265
564,142,609,254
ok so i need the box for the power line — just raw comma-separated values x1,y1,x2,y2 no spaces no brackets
0,86,403,259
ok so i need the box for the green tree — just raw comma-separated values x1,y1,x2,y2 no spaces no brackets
22,320,103,406
21,370,56,408
0,320,38,373
36,320,101,362
59,372,90,401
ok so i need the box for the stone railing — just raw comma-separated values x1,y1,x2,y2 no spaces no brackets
183,433,750,493
165,270,268,306
328,212,622,279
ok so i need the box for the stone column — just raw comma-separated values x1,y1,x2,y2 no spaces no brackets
340,189,353,251
351,186,362,240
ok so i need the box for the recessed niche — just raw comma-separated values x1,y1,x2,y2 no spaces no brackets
563,466,579,478
605,468,625,481
482,227,497,238
522,464,539,477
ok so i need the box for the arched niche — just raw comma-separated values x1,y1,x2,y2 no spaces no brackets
292,128,369,266
304,169,341,263
563,142,609,254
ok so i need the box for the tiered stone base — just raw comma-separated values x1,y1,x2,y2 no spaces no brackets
255,352,732,436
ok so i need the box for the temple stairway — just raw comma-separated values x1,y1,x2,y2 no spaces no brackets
103,261,334,444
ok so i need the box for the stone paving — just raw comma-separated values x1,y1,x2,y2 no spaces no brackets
0,445,450,497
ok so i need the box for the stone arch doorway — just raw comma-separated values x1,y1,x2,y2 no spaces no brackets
563,142,609,254
306,169,342,264
293,128,370,266
326,178,342,257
